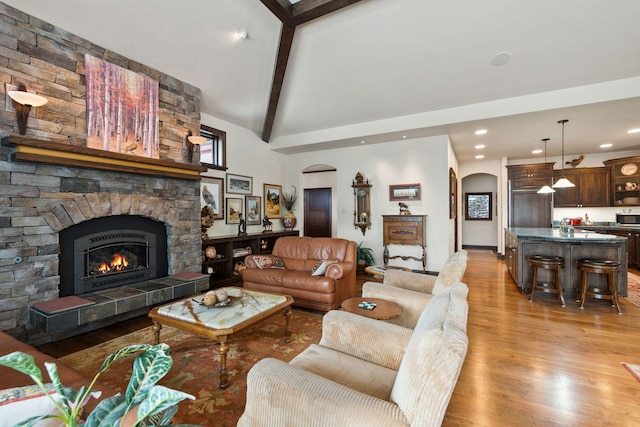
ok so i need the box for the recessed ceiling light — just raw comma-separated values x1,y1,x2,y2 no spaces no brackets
475,144,485,149
475,155,485,159
237,31,248,39
600,143,613,148
402,135,407,138
475,129,487,135
490,51,512,66
629,128,640,134
360,140,365,144
532,149,543,154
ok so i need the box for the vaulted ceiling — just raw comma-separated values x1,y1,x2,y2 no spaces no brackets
4,0,640,162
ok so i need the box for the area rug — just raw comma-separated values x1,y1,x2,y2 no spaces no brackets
621,362,640,383
59,308,323,427
625,272,640,306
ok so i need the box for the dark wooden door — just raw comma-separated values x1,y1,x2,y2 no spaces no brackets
304,188,332,237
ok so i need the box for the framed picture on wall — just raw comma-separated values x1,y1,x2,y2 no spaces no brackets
264,183,282,218
449,168,457,219
201,176,224,220
245,196,261,225
226,173,252,195
465,192,492,220
389,183,421,201
226,197,243,224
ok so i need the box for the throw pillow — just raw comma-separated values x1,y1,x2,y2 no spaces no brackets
0,384,61,427
253,256,273,269
311,260,337,276
270,256,285,268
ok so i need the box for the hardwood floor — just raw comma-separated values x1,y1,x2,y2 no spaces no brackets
37,251,640,425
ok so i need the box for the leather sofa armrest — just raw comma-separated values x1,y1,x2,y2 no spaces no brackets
362,281,433,329
324,261,350,280
237,358,406,427
319,310,412,371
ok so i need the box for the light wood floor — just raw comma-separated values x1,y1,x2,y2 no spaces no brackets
445,249,640,426
38,250,640,425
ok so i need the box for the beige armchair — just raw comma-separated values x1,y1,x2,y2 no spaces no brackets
363,250,468,328
237,281,469,427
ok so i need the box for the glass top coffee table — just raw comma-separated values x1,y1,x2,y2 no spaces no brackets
148,286,294,389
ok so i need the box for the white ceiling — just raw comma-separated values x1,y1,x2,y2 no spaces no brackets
5,0,640,163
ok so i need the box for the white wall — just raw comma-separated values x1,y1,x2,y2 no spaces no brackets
200,113,294,237
461,173,498,247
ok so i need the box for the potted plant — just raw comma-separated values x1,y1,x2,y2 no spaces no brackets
281,185,298,231
0,343,195,427
356,241,375,274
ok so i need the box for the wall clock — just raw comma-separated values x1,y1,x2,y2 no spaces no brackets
621,163,638,176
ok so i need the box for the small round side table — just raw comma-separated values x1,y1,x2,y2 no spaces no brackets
340,297,402,320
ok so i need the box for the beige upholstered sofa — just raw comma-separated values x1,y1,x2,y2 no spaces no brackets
237,280,469,427
242,236,357,312
362,250,468,328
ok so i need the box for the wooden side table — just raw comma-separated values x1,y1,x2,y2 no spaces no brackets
341,297,402,320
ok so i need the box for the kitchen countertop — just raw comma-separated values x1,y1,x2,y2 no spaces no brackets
507,227,627,243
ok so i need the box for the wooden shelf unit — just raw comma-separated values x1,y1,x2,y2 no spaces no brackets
202,230,299,288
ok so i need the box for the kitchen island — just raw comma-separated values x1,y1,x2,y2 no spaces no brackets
505,228,628,297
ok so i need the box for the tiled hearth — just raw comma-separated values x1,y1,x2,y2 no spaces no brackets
29,274,209,345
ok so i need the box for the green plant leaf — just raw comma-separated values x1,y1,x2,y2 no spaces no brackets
84,394,128,427
135,385,195,421
0,351,43,382
98,344,155,374
14,414,65,427
126,346,173,407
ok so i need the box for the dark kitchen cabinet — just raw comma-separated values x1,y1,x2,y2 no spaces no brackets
507,163,554,228
604,156,640,206
552,167,610,207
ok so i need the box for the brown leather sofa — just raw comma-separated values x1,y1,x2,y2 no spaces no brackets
242,236,357,312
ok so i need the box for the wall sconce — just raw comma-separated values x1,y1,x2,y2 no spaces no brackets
7,84,48,135
186,130,206,163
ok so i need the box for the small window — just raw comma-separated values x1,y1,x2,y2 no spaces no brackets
199,125,227,170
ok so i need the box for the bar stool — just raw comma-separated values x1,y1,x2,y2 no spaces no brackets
527,254,565,307
577,259,622,315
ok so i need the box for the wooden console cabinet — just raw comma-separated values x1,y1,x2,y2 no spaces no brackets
382,215,427,272
202,231,298,288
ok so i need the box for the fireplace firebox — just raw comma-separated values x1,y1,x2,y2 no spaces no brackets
60,216,168,297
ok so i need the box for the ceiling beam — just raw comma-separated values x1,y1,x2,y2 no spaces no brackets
259,0,294,27
261,24,296,143
292,0,364,26
259,0,367,142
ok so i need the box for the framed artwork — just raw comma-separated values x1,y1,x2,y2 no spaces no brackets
264,183,282,219
245,196,261,225
201,176,224,219
465,192,492,220
226,173,252,195
85,54,159,159
226,197,243,224
389,183,421,201
449,168,457,219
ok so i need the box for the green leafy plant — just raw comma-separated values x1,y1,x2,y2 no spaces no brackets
0,343,195,427
356,241,375,266
282,185,297,213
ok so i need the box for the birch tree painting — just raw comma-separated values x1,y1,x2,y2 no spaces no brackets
85,55,159,159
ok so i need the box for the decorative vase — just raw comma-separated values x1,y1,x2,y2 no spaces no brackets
282,211,297,230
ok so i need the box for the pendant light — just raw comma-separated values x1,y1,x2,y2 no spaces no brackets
537,138,555,193
552,119,575,188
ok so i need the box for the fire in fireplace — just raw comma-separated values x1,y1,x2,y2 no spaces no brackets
59,216,168,297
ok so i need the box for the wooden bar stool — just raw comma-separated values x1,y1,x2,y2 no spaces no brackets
577,259,622,315
527,255,565,307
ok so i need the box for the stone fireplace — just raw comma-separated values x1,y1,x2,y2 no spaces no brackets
0,135,208,344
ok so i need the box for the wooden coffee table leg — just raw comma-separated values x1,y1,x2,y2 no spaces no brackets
152,321,162,345
284,308,292,343
217,335,229,389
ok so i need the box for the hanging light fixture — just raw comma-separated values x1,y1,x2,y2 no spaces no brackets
552,119,575,188
538,138,555,194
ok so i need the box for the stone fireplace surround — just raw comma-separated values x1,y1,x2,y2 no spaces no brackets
0,148,205,344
